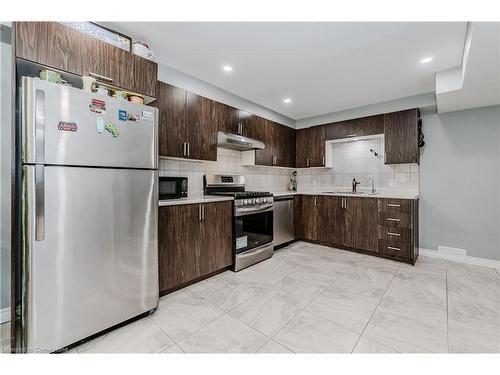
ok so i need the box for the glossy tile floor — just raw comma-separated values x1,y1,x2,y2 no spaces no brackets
0,322,10,353
9,241,500,353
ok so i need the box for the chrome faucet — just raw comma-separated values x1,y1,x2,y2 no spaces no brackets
367,177,375,194
352,178,360,193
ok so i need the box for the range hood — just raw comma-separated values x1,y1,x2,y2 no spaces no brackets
217,131,265,151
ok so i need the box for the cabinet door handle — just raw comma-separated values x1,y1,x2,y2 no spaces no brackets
322,155,325,165
187,142,190,157
387,232,400,237
89,72,113,83
345,198,348,209
314,197,317,207
202,205,205,221
306,158,310,167
341,197,344,208
182,142,186,157
198,204,202,221
386,218,400,222
387,204,401,208
387,246,401,251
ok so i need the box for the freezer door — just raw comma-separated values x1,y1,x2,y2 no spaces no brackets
22,77,157,169
23,165,158,352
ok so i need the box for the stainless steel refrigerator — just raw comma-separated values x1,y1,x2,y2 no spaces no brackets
20,77,159,352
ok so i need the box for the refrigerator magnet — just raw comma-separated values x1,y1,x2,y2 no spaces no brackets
128,113,140,123
96,117,105,133
58,121,78,132
105,122,119,138
142,110,154,121
118,109,128,121
89,98,106,114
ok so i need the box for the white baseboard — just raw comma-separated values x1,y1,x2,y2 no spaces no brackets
420,248,500,270
0,307,10,324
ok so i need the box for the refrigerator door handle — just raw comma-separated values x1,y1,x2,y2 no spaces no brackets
35,165,45,241
35,89,45,164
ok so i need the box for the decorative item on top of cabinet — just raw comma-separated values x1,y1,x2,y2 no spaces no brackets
158,201,232,295
383,108,419,164
15,22,157,97
156,81,217,161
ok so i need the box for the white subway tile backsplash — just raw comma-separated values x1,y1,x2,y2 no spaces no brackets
395,164,411,173
353,158,366,174
342,159,354,174
159,139,419,194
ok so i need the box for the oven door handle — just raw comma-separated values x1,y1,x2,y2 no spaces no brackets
235,204,273,217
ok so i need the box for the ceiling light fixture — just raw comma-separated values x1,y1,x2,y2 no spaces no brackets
223,65,233,72
420,57,433,64
283,98,292,103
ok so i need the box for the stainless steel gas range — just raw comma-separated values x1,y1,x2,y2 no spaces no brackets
204,174,273,271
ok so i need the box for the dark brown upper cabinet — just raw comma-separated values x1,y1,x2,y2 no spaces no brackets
156,81,217,161
384,109,419,164
237,109,258,139
156,82,187,158
15,22,157,97
186,92,218,161
295,125,325,168
274,124,296,168
326,114,384,140
255,117,275,166
214,104,257,139
215,102,238,134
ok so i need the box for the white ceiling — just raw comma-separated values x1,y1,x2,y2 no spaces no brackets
436,22,500,113
106,22,467,120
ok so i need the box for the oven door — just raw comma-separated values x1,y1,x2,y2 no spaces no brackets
234,204,273,254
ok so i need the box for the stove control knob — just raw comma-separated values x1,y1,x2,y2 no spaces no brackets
243,199,248,205
256,198,263,204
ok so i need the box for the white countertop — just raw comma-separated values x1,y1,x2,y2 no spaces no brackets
270,189,419,200
159,195,234,206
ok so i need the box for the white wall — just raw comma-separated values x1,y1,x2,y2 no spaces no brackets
419,105,500,261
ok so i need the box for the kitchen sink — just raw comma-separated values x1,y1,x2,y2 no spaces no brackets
322,191,378,195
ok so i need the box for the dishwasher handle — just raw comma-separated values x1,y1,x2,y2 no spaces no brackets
273,195,294,202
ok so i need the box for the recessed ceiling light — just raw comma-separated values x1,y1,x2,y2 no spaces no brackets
283,98,292,103
222,65,233,72
420,57,433,64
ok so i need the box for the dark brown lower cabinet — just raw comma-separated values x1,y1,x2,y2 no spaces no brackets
348,197,378,253
318,195,345,246
296,194,417,263
158,204,199,292
158,201,232,294
300,195,318,241
199,202,233,276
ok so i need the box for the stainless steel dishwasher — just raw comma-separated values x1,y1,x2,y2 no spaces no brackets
273,195,295,248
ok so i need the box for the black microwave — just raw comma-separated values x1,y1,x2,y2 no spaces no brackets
159,176,188,200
